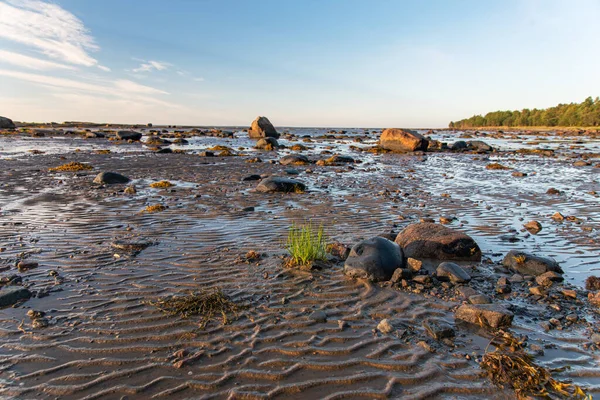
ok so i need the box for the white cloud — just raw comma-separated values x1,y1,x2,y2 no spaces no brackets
133,60,171,73
0,49,76,70
0,0,102,68
114,79,168,95
193,77,205,82
97,65,111,72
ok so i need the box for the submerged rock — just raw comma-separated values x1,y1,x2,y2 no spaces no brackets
116,131,143,141
502,250,563,276
0,116,16,129
93,172,130,184
468,140,493,152
256,177,306,193
395,223,481,261
343,237,405,281
249,116,279,138
455,304,513,329
379,128,428,152
0,287,32,308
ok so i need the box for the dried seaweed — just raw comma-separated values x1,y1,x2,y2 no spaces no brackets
49,162,93,172
150,180,174,188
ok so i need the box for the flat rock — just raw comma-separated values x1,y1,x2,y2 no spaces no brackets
455,304,513,329
256,177,306,193
436,262,471,283
280,154,309,165
93,172,130,184
0,287,32,308
469,294,492,304
380,128,428,152
116,131,143,141
343,237,405,282
502,250,563,276
395,222,481,261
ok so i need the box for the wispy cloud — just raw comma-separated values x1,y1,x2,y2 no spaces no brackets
133,60,171,73
0,0,108,70
0,49,76,70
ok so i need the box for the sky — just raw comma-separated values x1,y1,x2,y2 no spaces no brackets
1,0,599,128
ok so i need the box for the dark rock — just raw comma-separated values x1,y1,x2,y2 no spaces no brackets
423,318,455,340
116,131,143,141
451,141,468,151
309,310,327,323
390,268,413,283
455,304,513,329
93,172,130,184
0,287,32,307
85,131,105,138
0,116,16,129
457,285,479,299
280,154,309,165
469,294,492,304
242,174,262,182
380,128,428,152
199,151,215,157
436,262,471,283
395,222,481,261
156,147,173,154
249,116,279,138
502,250,563,276
343,237,405,282
468,140,493,152
256,177,306,193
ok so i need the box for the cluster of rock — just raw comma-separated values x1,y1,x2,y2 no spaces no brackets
378,128,494,154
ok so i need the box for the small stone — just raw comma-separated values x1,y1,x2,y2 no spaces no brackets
32,318,49,329
17,261,38,271
412,275,431,284
423,318,455,340
390,268,412,283
529,286,547,296
591,333,600,344
535,271,564,287
560,289,577,299
338,320,348,330
509,274,524,283
469,294,492,304
124,186,137,194
377,319,394,334
309,311,327,323
552,212,565,221
27,310,45,319
407,258,422,272
524,220,542,234
455,304,513,329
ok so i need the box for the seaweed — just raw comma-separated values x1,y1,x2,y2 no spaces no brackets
150,180,174,188
49,162,93,172
486,162,511,170
144,204,166,213
286,222,327,266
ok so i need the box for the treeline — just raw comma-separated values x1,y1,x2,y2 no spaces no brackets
449,97,600,128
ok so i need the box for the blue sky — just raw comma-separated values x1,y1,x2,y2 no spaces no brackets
1,0,599,127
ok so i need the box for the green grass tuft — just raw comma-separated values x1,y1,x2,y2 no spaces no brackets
286,222,327,265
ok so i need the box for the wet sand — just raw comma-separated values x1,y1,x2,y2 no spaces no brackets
0,127,599,399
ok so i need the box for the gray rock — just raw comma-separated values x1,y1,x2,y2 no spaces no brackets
423,318,455,340
455,304,513,329
451,140,468,151
502,250,563,276
395,222,481,261
468,140,493,152
469,294,492,304
256,177,306,193
116,131,143,141
0,116,16,129
249,116,279,138
0,287,32,308
280,154,309,165
309,310,327,323
344,237,405,282
93,172,130,184
436,262,471,283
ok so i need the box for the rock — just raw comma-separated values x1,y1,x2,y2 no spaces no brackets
111,240,151,252
436,262,471,283
457,285,479,299
592,333,600,344
199,151,215,157
256,177,306,193
17,261,38,271
116,131,143,141
124,186,137,194
85,131,104,138
380,128,428,152
529,286,547,296
423,318,455,340
285,168,299,175
535,271,564,287
455,304,513,329
255,137,279,150
280,154,309,165
156,147,173,154
0,116,16,129
395,223,481,261
309,310,327,323
0,287,32,308
377,319,394,334
390,268,413,283
407,258,422,272
242,174,262,181
32,317,49,329
469,294,492,304
451,140,468,151
412,274,431,284
547,188,562,195
524,220,542,234
560,289,577,299
343,237,405,281
93,172,130,184
586,276,600,291
512,171,527,177
552,212,565,221
468,140,493,152
502,250,563,276
249,116,279,138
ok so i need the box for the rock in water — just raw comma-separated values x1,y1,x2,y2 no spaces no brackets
344,237,405,281
436,262,471,283
455,304,513,329
249,116,279,138
502,250,563,276
256,177,306,193
0,116,16,129
254,137,279,150
0,287,32,308
93,172,130,184
395,222,481,261
468,140,493,152
116,131,143,141
280,154,309,165
379,128,428,152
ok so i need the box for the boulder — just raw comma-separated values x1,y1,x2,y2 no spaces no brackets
468,140,493,152
451,141,468,151
249,116,279,138
93,172,130,184
343,237,405,281
379,129,428,152
0,116,16,129
280,154,309,165
502,250,563,276
423,318,455,340
395,223,481,261
255,137,279,150
116,131,143,141
256,177,306,193
455,304,513,329
436,262,471,283
0,287,32,308
85,131,105,138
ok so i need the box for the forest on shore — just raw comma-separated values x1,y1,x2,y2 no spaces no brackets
449,97,600,129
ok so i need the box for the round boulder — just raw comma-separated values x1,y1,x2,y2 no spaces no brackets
344,237,405,281
93,172,130,184
116,131,143,141
379,128,428,152
256,177,306,193
0,116,16,129
280,154,309,165
395,222,481,261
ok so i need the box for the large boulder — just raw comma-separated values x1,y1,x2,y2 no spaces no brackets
256,177,305,193
455,304,513,329
502,250,563,276
93,172,130,184
249,116,279,138
0,116,16,129
395,223,481,261
344,237,405,282
380,129,428,152
255,137,279,150
116,131,143,141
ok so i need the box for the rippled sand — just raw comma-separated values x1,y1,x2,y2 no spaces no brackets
0,129,599,399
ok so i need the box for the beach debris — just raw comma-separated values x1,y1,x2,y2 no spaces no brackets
144,204,166,213
486,162,511,170
377,319,394,334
